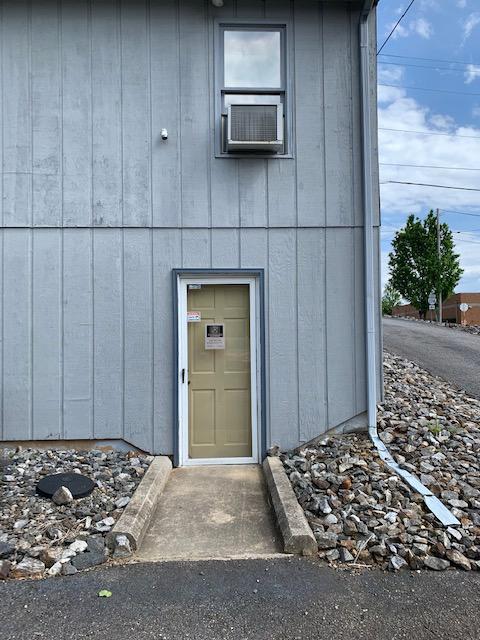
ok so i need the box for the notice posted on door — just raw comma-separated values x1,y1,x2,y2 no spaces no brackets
205,323,225,350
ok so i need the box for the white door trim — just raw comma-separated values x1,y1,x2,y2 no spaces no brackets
177,275,260,467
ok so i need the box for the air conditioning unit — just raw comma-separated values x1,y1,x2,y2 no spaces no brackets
227,103,284,153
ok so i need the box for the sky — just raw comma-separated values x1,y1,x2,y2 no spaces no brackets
376,0,480,294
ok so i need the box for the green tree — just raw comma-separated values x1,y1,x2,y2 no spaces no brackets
382,280,401,315
388,210,463,318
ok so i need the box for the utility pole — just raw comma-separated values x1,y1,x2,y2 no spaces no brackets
436,208,442,324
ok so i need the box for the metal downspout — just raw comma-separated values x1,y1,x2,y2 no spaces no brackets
358,5,459,527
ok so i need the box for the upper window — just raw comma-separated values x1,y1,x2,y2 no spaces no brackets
216,23,289,157
223,30,282,89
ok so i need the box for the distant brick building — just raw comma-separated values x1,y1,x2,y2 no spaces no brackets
392,293,480,325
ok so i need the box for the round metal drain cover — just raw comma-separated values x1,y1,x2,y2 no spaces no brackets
36,473,96,499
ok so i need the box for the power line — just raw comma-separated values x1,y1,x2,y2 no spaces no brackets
378,53,480,67
441,209,480,218
380,180,480,192
377,0,417,56
380,162,480,171
379,60,475,73
379,82,480,97
379,127,480,140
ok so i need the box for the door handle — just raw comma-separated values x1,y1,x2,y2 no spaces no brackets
181,368,185,383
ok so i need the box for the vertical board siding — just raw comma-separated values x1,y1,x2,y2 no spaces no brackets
123,230,154,451
0,1,378,453
297,228,327,441
153,229,182,454
326,228,356,428
295,1,325,227
93,229,123,438
31,4,62,226
33,230,62,439
211,229,240,268
62,0,92,226
92,0,122,227
268,229,299,449
150,0,181,227
63,229,93,438
323,3,354,228
120,0,151,226
3,231,31,438
2,1,32,226
179,0,210,227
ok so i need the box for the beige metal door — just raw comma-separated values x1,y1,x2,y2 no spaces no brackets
188,284,252,459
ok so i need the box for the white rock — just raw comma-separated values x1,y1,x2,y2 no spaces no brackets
47,562,63,576
69,540,88,553
52,486,73,506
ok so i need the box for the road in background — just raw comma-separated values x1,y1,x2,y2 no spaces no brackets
383,318,480,398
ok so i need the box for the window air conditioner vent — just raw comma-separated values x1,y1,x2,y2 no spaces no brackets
227,103,283,152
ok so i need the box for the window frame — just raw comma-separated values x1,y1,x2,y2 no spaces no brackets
213,18,294,159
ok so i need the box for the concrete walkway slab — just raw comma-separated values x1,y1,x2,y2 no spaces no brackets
136,464,282,561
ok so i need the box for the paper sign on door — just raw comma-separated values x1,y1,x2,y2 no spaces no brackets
187,311,201,323
205,323,225,350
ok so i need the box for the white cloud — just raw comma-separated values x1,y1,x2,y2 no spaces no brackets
378,86,480,291
462,12,480,43
378,64,405,85
464,64,480,84
457,0,467,8
472,105,480,118
409,17,433,39
384,17,433,40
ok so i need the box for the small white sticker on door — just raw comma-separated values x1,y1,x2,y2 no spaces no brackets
187,311,201,323
205,323,225,349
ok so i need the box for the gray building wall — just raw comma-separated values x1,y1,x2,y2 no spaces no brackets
0,0,381,454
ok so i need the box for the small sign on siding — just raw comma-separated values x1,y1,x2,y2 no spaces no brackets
187,311,201,323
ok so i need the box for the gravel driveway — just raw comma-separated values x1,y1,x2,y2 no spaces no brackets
383,318,480,398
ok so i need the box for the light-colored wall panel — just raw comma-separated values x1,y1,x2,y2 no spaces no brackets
323,3,354,227
297,228,327,441
32,231,62,439
153,229,182,454
268,229,299,449
92,0,122,227
211,229,240,268
2,1,31,226
3,231,31,438
123,230,154,451
151,0,181,227
93,229,123,438
179,0,210,227
181,229,211,269
63,229,93,438
326,228,356,428
294,0,325,227
31,4,62,226
62,0,92,226
121,0,151,226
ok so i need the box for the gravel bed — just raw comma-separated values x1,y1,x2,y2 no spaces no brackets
389,315,480,336
0,448,151,580
281,351,480,571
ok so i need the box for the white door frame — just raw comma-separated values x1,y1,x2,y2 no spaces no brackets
177,275,260,467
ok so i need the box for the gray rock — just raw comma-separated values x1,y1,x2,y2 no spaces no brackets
61,562,78,576
0,560,11,579
389,555,408,571
314,532,338,550
424,556,450,571
113,534,132,559
72,550,106,570
446,549,471,571
339,548,354,563
0,542,15,559
114,496,130,509
52,485,74,506
11,557,45,579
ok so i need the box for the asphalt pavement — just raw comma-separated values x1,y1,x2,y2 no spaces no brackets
383,317,480,398
0,557,479,640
